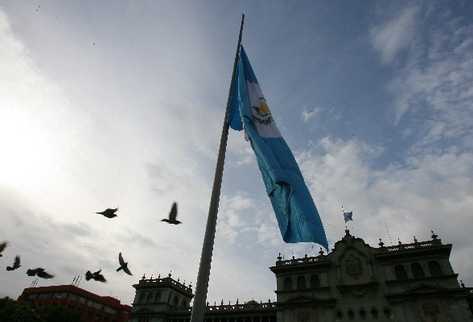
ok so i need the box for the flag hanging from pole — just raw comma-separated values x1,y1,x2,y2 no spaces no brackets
229,46,328,249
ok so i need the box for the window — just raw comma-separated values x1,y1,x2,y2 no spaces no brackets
371,308,379,319
411,263,425,279
283,277,292,291
383,307,393,319
147,292,153,303
394,265,408,280
139,292,147,303
173,296,179,306
347,309,354,320
155,291,162,302
310,275,320,288
428,261,442,277
297,276,306,289
359,308,367,320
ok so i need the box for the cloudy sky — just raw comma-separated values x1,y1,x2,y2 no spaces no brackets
1,0,473,306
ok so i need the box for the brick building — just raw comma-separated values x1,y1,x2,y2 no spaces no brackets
18,284,131,322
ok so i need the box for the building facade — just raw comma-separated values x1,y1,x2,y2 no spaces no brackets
18,284,131,322
130,230,473,322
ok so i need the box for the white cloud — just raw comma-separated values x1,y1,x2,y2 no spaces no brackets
217,194,256,243
227,131,256,167
301,107,321,123
370,5,419,64
387,7,473,140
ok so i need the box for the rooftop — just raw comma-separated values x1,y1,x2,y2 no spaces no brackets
20,284,131,311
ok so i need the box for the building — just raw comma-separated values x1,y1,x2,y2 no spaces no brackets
130,230,473,322
18,284,131,322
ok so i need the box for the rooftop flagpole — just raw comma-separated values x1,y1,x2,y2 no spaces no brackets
190,14,245,322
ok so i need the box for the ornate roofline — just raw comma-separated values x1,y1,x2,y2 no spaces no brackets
133,274,193,297
271,229,451,271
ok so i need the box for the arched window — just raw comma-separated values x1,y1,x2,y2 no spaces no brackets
371,308,379,319
428,261,442,277
283,277,292,290
347,309,354,320
140,292,147,303
359,308,367,320
411,263,425,279
394,265,408,280
310,275,320,288
297,276,306,289
383,307,393,319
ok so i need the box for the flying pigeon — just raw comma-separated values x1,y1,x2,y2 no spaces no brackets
161,202,181,225
0,241,7,257
27,268,54,279
116,252,132,275
85,269,106,282
6,256,21,271
96,208,118,218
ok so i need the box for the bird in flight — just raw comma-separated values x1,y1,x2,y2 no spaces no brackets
0,241,7,257
161,202,181,225
85,269,107,282
27,268,54,279
6,256,21,271
96,208,118,218
116,252,132,275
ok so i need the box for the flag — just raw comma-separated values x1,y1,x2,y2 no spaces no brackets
230,46,328,249
343,211,353,223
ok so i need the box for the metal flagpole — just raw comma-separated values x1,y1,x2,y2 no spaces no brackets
190,14,245,322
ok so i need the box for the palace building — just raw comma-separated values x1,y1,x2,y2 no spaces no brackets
130,230,473,322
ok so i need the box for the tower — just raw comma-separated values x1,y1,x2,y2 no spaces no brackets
131,273,193,322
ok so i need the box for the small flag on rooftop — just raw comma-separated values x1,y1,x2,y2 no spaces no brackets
343,211,353,223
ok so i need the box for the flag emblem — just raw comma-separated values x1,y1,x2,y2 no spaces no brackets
252,99,272,125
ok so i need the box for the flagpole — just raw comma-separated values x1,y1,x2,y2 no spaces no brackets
190,14,245,322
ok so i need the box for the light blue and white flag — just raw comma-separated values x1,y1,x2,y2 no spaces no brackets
229,46,328,249
343,211,353,223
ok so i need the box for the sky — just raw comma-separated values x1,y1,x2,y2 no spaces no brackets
1,0,473,306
